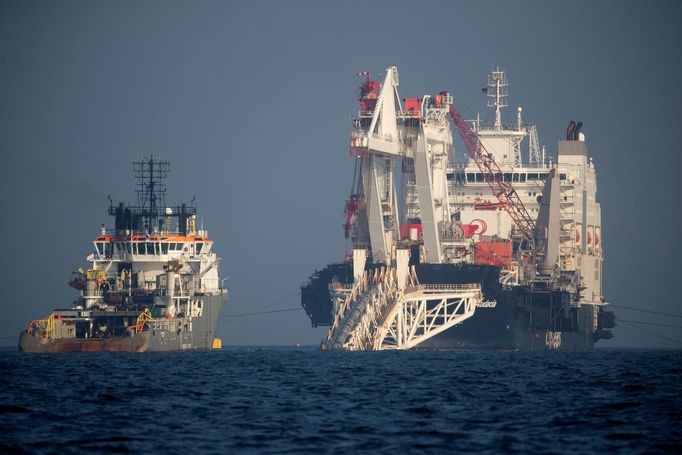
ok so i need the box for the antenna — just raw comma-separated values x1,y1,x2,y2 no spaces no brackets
108,156,197,235
133,156,169,215
133,156,170,232
486,67,508,130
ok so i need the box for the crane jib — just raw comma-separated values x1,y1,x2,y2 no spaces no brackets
448,105,536,242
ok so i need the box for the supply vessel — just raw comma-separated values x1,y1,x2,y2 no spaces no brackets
301,67,615,350
19,157,227,352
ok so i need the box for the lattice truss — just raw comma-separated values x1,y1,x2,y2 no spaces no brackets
325,267,482,351
378,285,481,350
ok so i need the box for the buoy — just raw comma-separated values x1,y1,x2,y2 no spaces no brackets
212,338,222,349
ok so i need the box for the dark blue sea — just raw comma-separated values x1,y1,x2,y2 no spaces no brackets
1,348,680,454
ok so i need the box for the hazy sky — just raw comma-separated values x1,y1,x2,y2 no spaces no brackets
1,0,680,347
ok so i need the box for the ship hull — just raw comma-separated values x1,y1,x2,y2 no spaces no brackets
302,263,609,351
18,293,227,353
18,332,150,352
417,296,599,351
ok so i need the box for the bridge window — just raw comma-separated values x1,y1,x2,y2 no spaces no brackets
195,242,204,255
161,243,169,254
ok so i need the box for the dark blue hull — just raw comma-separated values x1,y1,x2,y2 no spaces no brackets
302,263,613,351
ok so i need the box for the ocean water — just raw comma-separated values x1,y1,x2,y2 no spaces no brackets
0,348,680,454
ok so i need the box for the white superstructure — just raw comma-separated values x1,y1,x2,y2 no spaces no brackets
347,66,604,304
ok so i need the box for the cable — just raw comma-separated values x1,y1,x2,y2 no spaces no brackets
220,291,301,320
609,303,682,320
222,307,302,321
617,321,682,346
617,319,682,330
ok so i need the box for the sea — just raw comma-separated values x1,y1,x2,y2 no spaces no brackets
0,347,680,454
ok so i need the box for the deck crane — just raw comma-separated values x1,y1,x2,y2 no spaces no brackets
449,104,536,245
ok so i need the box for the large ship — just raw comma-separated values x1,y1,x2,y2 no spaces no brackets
19,157,228,352
301,67,615,351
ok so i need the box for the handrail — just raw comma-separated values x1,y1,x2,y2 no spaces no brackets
135,308,153,334
26,313,55,339
416,283,481,291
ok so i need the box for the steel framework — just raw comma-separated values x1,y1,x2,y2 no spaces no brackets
376,284,481,350
323,268,482,351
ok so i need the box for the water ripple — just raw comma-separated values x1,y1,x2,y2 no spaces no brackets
0,348,679,453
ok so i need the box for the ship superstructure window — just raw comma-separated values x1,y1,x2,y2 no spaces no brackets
161,243,169,254
447,172,466,183
95,242,113,257
139,243,146,255
146,242,155,255
195,242,204,255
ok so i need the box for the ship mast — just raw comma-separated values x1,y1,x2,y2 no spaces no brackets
134,156,169,233
486,67,508,131
109,156,197,236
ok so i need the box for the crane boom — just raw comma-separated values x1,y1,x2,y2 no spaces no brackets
449,104,536,242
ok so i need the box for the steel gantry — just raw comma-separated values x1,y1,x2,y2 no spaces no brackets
323,250,482,351
376,283,481,350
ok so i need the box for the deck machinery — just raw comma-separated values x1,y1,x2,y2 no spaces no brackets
302,67,614,350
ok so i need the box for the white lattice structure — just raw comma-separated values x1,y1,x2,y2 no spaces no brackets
323,251,482,351
376,284,481,350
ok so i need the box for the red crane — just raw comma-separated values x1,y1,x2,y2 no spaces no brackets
449,104,536,243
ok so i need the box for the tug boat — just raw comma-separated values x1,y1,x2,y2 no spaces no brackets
19,157,227,352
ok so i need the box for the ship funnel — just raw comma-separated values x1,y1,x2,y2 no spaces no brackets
566,121,576,140
573,121,583,141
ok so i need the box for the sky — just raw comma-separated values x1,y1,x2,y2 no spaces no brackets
1,0,681,348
